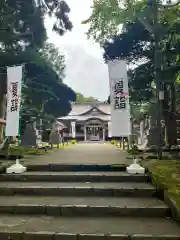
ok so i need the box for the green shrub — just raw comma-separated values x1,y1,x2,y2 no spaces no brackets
131,144,138,151
146,155,158,160
111,140,116,145
71,139,77,144
127,146,140,155
9,146,49,156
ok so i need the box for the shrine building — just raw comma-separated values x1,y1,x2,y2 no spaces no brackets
57,102,111,141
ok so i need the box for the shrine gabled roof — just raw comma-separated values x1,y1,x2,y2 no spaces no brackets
68,102,111,116
69,103,92,116
58,115,111,122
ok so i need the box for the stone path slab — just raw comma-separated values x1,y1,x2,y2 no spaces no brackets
0,215,179,236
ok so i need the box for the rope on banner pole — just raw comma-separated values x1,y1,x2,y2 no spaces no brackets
17,64,25,158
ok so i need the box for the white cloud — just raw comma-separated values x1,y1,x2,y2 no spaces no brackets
45,0,110,101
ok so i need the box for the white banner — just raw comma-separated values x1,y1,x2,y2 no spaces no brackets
5,66,22,136
108,59,131,137
71,121,76,138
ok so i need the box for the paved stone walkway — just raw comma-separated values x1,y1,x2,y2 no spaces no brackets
24,142,130,165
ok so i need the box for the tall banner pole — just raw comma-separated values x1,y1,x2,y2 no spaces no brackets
108,60,145,174
108,59,131,138
18,65,24,141
5,65,26,174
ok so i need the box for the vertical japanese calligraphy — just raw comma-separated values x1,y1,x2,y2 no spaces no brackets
10,82,19,112
5,66,22,137
114,78,127,110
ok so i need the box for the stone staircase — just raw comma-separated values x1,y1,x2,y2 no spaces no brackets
0,164,179,239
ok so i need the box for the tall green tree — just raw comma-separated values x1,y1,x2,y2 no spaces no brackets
83,0,180,146
40,42,65,80
21,43,76,132
38,0,73,35
76,93,99,103
0,0,72,50
0,0,74,140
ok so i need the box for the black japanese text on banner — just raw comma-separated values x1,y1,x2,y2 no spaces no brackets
108,59,131,137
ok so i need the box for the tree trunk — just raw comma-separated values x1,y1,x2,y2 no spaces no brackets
168,83,177,146
0,75,7,143
163,83,177,147
0,96,4,143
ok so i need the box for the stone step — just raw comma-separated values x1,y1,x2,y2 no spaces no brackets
0,196,169,217
0,215,179,239
25,164,128,172
0,172,148,182
0,182,155,197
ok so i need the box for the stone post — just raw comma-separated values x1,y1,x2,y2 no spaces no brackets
69,123,71,137
84,126,87,141
71,121,76,139
108,122,112,139
103,128,105,141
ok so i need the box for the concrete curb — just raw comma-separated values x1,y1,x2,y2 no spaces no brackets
0,204,169,217
0,232,179,240
25,164,128,172
0,173,149,183
0,186,156,197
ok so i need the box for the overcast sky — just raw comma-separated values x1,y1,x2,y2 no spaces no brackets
45,0,109,101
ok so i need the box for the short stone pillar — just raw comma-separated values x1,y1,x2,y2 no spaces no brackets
71,121,76,139
84,127,87,141
108,122,112,138
103,128,105,141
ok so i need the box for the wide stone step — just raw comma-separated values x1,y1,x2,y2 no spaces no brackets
0,171,148,182
0,215,179,239
0,196,169,217
25,164,128,172
0,182,155,197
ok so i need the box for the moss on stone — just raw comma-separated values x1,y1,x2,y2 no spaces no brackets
142,160,180,208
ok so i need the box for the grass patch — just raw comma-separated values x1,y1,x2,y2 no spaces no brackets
9,143,70,156
142,159,180,208
9,146,52,157
0,142,71,160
